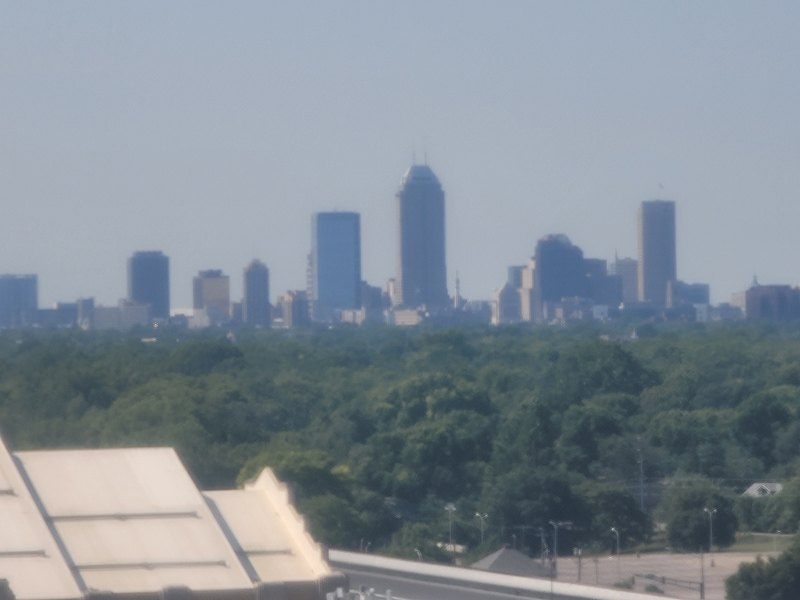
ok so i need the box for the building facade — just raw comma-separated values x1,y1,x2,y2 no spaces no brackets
310,212,361,321
741,283,800,320
0,274,37,328
395,165,449,309
609,255,638,304
243,259,271,327
638,200,676,306
278,290,310,329
127,251,170,320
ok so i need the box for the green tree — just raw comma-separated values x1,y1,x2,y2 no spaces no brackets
577,484,651,548
726,536,800,600
657,479,737,551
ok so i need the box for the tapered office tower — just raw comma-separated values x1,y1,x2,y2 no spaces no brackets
395,165,448,309
127,251,170,320
310,212,361,322
638,200,676,306
243,260,271,327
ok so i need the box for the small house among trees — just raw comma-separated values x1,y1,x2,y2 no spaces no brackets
742,482,784,497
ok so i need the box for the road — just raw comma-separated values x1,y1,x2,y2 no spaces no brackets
330,550,668,600
332,549,771,600
346,566,557,600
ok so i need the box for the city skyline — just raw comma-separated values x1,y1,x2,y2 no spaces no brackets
3,4,800,307
0,189,765,313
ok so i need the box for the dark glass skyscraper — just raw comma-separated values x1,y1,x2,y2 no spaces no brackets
127,251,169,320
638,200,676,306
534,234,588,303
395,165,448,309
243,259,271,327
310,212,361,321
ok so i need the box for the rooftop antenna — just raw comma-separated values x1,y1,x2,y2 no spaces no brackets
412,143,416,166
423,136,428,165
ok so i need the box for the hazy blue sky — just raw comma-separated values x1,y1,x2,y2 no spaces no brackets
3,2,800,308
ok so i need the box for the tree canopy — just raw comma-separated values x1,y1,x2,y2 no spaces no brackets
2,322,800,564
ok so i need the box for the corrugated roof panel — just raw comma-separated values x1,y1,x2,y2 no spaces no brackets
14,447,253,594
0,441,81,600
15,448,199,517
55,519,249,592
206,489,319,583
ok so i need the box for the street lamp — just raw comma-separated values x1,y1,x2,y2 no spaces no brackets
704,507,717,566
445,503,457,556
610,527,620,581
537,527,548,563
474,512,488,544
549,520,572,572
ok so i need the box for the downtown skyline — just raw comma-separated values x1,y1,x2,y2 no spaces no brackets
3,3,800,307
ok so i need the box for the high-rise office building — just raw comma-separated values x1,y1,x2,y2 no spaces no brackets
395,164,448,309
243,260,271,327
638,200,676,306
193,270,230,325
127,251,170,320
310,212,361,321
534,234,588,303
0,275,37,328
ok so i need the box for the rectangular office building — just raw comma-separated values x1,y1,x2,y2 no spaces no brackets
0,274,37,328
310,212,361,322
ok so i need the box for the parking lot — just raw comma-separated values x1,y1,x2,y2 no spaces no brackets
554,551,771,599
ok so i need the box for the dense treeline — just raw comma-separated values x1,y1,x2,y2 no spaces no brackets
1,322,800,565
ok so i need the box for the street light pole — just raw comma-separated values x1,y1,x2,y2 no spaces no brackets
703,507,717,567
637,438,645,512
549,520,572,573
474,512,488,545
610,527,621,581
445,503,457,557
537,527,548,564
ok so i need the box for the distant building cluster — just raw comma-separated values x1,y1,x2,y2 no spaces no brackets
490,200,719,325
1,163,796,331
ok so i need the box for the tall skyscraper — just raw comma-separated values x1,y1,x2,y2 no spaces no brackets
193,270,230,325
395,164,448,309
638,200,676,306
310,212,361,321
127,251,170,320
0,274,37,328
243,259,271,327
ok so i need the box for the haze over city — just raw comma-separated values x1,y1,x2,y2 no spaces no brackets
3,2,800,308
